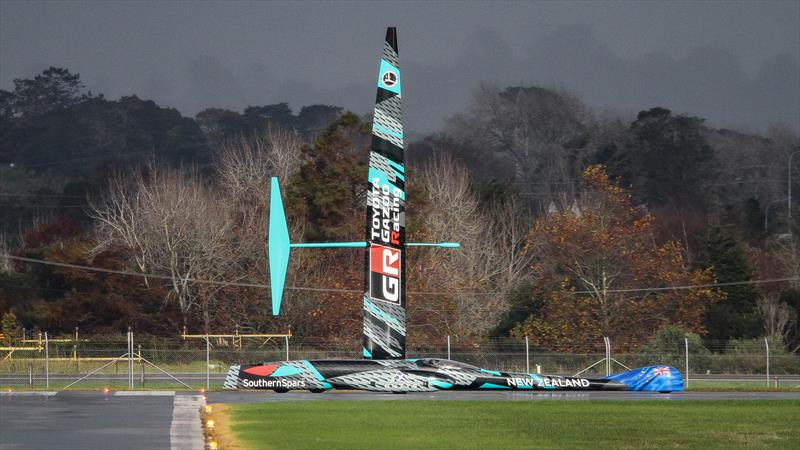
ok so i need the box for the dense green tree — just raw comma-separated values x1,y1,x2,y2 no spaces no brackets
12,67,89,117
639,325,709,354
1,311,22,344
1,68,210,174
625,107,715,209
781,288,800,351
196,104,342,143
285,112,368,241
696,228,762,340
0,90,15,164
743,198,766,238
243,103,294,131
3,94,208,175
0,89,13,119
195,108,248,142
491,281,539,337
295,105,343,134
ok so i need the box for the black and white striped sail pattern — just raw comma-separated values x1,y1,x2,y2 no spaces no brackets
363,27,407,360
223,359,685,393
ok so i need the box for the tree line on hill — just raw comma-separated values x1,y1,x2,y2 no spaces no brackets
0,67,798,353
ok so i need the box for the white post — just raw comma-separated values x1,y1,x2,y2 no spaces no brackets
447,336,451,360
764,337,770,388
684,337,689,388
138,344,143,387
44,332,49,389
127,331,129,390
128,330,133,390
604,337,611,376
525,336,530,373
285,335,289,361
205,334,210,391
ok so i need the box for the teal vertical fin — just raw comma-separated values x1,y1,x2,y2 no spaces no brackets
269,177,291,315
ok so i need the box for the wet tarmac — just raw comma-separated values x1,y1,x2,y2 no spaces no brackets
0,391,175,450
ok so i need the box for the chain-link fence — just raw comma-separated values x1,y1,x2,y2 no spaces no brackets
1,332,798,390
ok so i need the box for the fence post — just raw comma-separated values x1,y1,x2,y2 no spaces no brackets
684,337,689,388
764,337,770,388
285,335,289,361
139,344,144,388
28,363,32,388
603,337,611,376
44,331,49,389
128,329,133,390
205,333,210,391
447,336,451,360
525,336,530,373
74,327,79,371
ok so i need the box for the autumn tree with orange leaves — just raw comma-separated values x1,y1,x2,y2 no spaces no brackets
515,165,723,351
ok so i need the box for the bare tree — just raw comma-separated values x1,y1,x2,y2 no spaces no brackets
758,295,793,342
486,197,534,291
412,154,532,338
215,125,304,281
140,169,238,331
90,173,151,284
445,85,595,210
216,124,303,202
265,124,304,184
90,165,238,330
0,234,11,273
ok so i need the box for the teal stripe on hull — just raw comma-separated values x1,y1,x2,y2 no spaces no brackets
479,382,510,389
302,360,332,389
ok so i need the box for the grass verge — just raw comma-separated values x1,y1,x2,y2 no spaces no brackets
206,404,245,450
220,400,799,449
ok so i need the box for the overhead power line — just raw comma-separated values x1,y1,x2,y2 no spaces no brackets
0,193,98,199
10,142,209,169
0,204,89,209
3,254,798,297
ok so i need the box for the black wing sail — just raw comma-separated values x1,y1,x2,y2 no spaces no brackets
363,27,406,360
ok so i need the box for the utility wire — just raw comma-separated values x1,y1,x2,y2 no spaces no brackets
9,142,210,169
0,204,89,209
3,254,798,296
0,193,98,199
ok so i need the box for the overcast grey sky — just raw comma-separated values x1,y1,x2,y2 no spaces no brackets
1,0,798,134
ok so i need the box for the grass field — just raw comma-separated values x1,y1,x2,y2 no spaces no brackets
216,400,800,449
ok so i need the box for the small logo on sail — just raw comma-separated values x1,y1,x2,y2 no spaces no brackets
382,70,397,87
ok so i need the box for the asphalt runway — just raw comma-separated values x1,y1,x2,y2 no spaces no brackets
0,391,202,450
208,390,800,403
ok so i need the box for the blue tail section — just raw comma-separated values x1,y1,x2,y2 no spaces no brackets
607,365,684,392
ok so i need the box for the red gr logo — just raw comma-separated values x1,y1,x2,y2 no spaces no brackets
370,244,401,303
